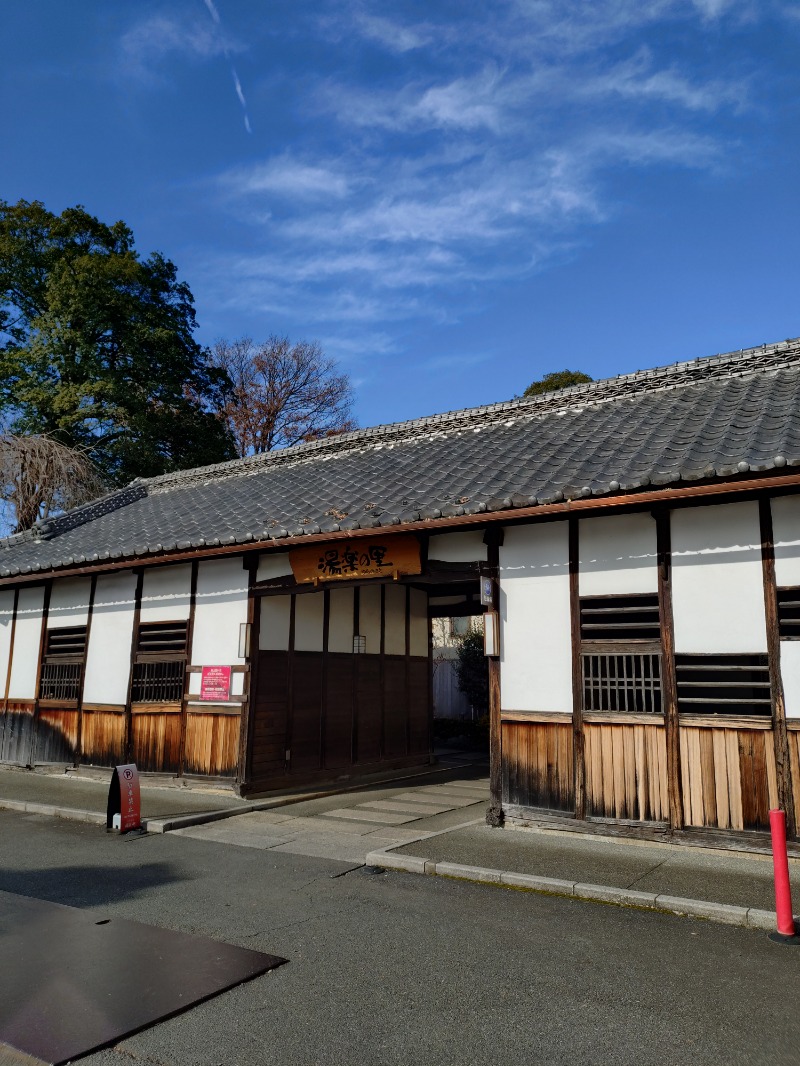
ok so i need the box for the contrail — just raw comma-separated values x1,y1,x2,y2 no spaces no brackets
202,0,252,134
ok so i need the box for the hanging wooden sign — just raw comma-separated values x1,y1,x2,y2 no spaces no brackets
290,534,422,584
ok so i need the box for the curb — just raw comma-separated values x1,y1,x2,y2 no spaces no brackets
363,848,782,931
0,798,106,826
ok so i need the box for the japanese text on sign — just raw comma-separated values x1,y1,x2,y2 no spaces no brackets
289,534,422,584
200,665,232,701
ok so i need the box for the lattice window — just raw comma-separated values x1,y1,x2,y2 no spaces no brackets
582,653,662,713
580,594,661,642
131,659,185,703
777,588,800,639
675,654,771,716
130,620,188,702
38,626,87,701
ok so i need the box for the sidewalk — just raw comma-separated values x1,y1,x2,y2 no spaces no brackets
366,820,800,932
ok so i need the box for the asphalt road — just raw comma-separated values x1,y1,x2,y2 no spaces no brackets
2,810,799,1066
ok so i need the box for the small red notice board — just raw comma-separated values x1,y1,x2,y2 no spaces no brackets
200,665,232,701
107,764,141,833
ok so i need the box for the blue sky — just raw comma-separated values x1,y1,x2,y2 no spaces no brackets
3,1,800,427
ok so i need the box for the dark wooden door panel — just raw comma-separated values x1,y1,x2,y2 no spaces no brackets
290,651,323,771
355,657,381,763
384,657,407,758
325,655,353,769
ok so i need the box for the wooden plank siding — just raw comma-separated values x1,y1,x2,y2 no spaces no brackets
184,710,240,777
679,726,778,831
80,708,127,768
501,720,574,812
584,722,668,822
130,705,182,774
33,706,80,764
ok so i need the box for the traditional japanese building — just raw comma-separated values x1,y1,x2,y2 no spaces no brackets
2,339,800,843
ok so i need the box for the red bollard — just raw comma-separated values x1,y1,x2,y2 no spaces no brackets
769,809,796,937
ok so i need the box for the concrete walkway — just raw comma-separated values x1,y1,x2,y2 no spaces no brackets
173,777,489,863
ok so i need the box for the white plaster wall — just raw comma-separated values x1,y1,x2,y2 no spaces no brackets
7,586,45,699
82,572,137,705
0,590,16,698
428,531,487,563
780,643,800,718
328,588,354,654
190,557,248,670
260,596,291,651
771,495,800,587
409,589,429,657
140,564,191,623
384,584,406,655
672,501,767,654
359,585,381,655
47,577,92,629
294,593,324,652
579,512,658,596
257,553,293,583
499,522,572,713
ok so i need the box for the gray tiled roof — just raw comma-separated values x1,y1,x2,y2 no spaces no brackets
2,338,800,578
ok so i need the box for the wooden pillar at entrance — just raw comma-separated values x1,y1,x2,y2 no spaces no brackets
485,527,504,827
656,510,683,831
568,519,586,822
760,497,795,837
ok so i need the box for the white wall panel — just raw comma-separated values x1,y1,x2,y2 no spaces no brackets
579,512,657,596
257,553,293,582
499,522,572,713
359,585,381,655
47,578,92,629
780,643,800,718
428,532,487,563
190,557,249,667
7,586,45,699
672,501,767,654
0,591,16,698
384,585,406,655
82,572,137,705
294,593,324,652
328,588,354,653
409,589,429,657
140,564,191,622
260,596,291,651
771,495,800,587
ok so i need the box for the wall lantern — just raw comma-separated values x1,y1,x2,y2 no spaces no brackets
238,622,252,659
483,611,500,658
353,635,366,654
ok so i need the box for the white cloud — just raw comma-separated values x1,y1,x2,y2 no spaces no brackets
220,155,353,199
120,13,243,79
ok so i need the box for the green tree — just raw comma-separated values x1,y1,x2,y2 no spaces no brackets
523,369,592,396
0,199,234,485
454,628,489,716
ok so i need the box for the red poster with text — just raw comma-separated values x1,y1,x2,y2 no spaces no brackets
117,764,141,832
200,665,232,701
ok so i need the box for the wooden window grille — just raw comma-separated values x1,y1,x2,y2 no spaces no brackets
579,594,663,714
582,652,662,713
675,654,771,716
777,588,800,639
130,620,189,702
580,594,661,642
38,626,87,701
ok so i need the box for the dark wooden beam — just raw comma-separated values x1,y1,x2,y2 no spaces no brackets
485,527,503,827
760,497,795,837
656,510,684,831
123,571,145,764
569,519,586,821
237,555,261,792
2,589,19,717
29,581,52,767
75,574,97,768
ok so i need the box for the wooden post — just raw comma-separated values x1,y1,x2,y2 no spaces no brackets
123,570,145,764
237,554,260,793
379,583,386,760
656,510,683,831
2,588,19,716
760,497,795,837
404,585,412,758
29,582,52,767
75,574,97,768
485,527,504,827
285,594,296,772
351,586,360,765
568,519,586,821
176,561,199,779
320,587,330,772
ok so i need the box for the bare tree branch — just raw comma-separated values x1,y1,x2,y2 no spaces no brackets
209,336,357,458
0,434,107,534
